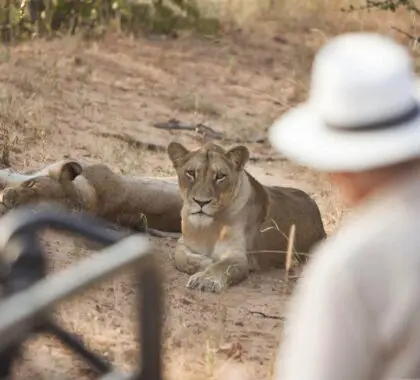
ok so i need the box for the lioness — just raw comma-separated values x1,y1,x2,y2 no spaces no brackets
0,160,183,234
167,141,326,293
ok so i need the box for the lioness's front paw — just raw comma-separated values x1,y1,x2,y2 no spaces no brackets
186,271,226,293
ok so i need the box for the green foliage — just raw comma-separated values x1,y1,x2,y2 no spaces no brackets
341,0,420,15
0,0,221,43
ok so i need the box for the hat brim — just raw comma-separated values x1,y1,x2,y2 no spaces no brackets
269,97,420,172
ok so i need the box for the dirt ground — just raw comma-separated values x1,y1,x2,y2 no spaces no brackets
0,29,349,379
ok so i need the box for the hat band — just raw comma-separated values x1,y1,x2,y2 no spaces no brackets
326,104,420,132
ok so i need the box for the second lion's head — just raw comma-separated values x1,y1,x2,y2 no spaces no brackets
0,161,83,210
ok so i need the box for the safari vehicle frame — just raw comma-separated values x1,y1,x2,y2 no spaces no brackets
0,205,163,380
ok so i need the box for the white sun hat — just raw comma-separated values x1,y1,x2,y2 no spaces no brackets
269,32,420,172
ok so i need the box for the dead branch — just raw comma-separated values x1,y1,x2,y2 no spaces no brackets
285,224,296,283
391,25,420,42
95,132,167,152
244,308,285,320
248,155,288,163
154,119,224,140
153,118,266,144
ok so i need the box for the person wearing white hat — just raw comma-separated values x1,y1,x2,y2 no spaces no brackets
270,33,420,380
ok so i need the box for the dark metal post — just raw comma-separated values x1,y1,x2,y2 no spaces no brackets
0,204,163,380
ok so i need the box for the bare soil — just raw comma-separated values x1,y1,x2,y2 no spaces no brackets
0,30,345,379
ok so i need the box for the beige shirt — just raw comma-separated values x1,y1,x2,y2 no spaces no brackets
275,166,420,380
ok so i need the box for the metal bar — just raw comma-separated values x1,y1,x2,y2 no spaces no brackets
0,205,127,255
0,233,151,352
0,204,163,380
99,370,134,380
138,263,163,380
45,321,113,374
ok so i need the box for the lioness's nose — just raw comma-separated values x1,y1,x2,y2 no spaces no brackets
193,197,211,207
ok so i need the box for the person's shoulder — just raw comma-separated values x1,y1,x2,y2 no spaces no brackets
302,195,420,291
298,228,361,288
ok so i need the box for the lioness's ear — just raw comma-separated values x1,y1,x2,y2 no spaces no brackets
167,142,189,169
226,145,249,171
50,161,83,183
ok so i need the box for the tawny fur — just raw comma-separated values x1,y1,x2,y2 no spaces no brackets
167,141,326,293
0,160,182,233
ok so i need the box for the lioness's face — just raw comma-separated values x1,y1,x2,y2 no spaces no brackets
167,142,249,226
0,161,82,210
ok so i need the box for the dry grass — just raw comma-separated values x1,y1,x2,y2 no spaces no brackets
0,1,417,379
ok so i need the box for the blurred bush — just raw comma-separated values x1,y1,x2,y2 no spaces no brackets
342,0,420,44
0,0,221,42
342,0,419,16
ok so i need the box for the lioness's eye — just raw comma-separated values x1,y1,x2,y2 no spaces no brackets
23,180,35,188
215,172,227,183
185,170,195,180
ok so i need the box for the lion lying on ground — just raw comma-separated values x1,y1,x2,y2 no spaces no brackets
167,141,327,293
0,160,183,235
